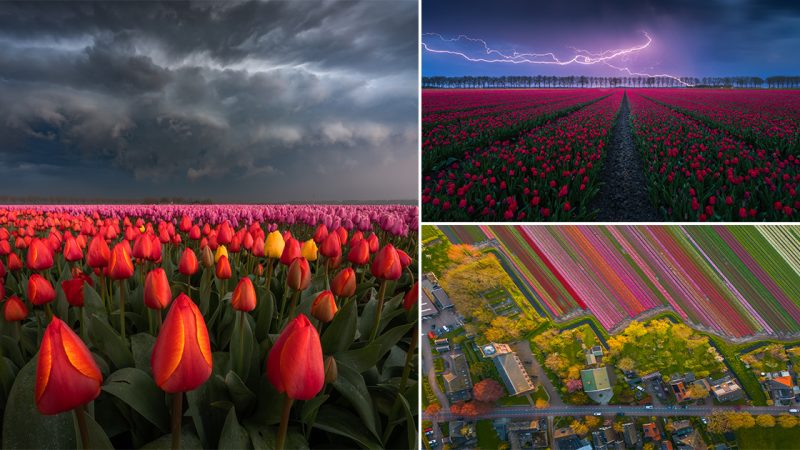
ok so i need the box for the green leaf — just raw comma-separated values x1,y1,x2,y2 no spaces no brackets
0,335,25,368
224,370,256,415
314,405,382,450
218,407,252,450
357,288,379,338
300,394,329,423
335,323,414,373
186,373,229,448
0,357,19,409
254,288,274,341
140,429,203,449
2,358,77,449
88,313,134,369
131,332,156,375
83,283,107,320
332,362,378,438
321,299,357,354
73,408,114,450
230,312,254,381
199,268,212,315
101,368,169,432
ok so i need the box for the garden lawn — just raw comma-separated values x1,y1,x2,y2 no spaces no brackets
476,420,503,449
422,225,453,275
735,426,800,449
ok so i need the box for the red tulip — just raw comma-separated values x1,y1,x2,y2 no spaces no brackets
215,255,232,279
189,225,201,240
347,239,370,265
36,317,103,414
179,216,192,232
311,291,337,323
320,233,341,259
151,293,213,392
266,314,324,400
178,248,199,276
370,244,402,281
86,235,110,268
7,253,22,271
0,260,5,279
403,282,418,311
62,236,83,262
397,249,412,268
313,224,328,244
217,222,233,245
108,243,134,280
132,234,152,260
331,267,356,298
334,227,347,245
0,240,10,256
28,274,56,305
145,268,172,310
279,237,301,266
26,238,54,271
4,295,27,321
366,233,379,253
287,257,311,291
61,273,92,307
231,277,256,312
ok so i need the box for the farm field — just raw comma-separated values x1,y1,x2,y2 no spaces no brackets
433,224,800,339
0,204,418,449
421,88,800,221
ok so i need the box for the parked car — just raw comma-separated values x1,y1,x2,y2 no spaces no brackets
645,405,654,410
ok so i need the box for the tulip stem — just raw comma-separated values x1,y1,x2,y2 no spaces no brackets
81,307,88,342
171,392,182,450
155,309,163,332
286,290,300,325
235,311,245,377
74,405,90,449
368,280,388,342
118,280,126,340
276,396,294,450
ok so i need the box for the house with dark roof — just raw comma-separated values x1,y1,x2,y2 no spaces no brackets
764,375,794,405
442,353,472,402
623,422,639,447
481,343,536,396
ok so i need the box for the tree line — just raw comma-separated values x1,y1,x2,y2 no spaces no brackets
422,75,800,89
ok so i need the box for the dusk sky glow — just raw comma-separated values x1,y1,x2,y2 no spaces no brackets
423,0,800,79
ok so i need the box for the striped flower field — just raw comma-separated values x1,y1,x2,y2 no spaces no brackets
438,225,800,338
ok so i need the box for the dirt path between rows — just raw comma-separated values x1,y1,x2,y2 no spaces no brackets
591,91,661,221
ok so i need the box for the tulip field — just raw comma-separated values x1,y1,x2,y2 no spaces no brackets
421,88,800,221
438,224,800,339
0,204,418,449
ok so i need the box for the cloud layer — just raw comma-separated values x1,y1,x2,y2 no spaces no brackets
0,1,419,202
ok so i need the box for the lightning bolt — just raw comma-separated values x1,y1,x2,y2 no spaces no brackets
422,32,692,86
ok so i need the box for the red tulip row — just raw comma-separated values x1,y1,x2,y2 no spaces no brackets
640,89,800,154
628,91,800,221
0,207,418,449
422,92,622,221
422,88,539,114
422,89,587,129
421,89,610,171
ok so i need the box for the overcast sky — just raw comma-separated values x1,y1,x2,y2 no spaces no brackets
423,0,800,78
0,1,418,202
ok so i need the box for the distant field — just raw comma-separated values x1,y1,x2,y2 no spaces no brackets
462,225,800,338
735,425,800,449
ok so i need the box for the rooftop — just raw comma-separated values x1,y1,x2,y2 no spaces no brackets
494,352,536,396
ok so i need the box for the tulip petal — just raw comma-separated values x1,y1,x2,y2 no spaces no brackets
279,321,324,400
35,330,53,402
152,305,185,388
60,325,102,382
191,303,213,367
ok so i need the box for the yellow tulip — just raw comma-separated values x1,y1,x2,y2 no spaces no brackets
301,239,318,261
264,231,285,259
215,245,228,263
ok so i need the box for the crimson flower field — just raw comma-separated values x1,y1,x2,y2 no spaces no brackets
421,88,800,221
0,204,418,449
439,224,800,339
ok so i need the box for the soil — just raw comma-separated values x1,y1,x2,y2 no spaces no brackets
592,91,662,221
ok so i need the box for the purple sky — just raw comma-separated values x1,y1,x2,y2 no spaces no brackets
423,0,800,78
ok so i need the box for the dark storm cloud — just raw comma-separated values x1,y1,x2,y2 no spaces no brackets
423,0,800,78
0,1,418,202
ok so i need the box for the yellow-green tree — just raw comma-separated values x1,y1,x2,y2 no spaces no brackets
756,415,776,428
